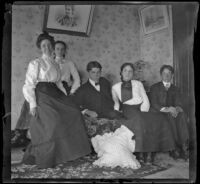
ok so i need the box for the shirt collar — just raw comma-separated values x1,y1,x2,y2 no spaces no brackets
162,81,171,87
89,78,99,87
122,80,132,88
42,54,53,61
55,56,65,64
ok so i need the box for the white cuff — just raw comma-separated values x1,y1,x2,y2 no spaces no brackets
114,105,119,111
70,89,75,94
140,107,149,112
160,107,166,112
82,109,88,115
30,102,37,109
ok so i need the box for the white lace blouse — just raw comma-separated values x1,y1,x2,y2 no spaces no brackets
112,80,150,112
55,57,80,94
22,54,67,109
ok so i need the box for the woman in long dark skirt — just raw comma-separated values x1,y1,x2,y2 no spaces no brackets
21,32,91,168
112,63,176,164
12,40,81,147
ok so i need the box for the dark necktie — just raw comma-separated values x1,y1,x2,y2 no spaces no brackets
121,81,133,103
165,86,171,107
95,82,99,86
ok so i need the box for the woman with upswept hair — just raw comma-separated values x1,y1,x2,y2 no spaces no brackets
54,40,80,95
21,32,91,168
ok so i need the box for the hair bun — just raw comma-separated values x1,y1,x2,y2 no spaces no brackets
36,32,55,49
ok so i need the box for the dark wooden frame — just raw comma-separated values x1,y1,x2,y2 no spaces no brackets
139,5,169,35
43,5,95,37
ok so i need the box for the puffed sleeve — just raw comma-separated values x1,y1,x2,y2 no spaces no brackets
69,61,81,94
22,60,39,109
112,85,120,111
138,81,150,112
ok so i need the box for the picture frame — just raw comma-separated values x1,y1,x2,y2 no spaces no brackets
139,5,169,35
43,5,95,37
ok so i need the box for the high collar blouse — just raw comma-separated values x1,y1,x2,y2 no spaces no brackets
23,54,67,109
112,80,150,112
55,56,80,94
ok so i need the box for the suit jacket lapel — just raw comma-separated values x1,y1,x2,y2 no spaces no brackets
154,82,164,106
99,78,108,97
160,81,169,91
86,79,101,93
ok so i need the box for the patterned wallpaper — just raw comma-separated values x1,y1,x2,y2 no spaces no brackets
139,5,173,89
11,4,172,129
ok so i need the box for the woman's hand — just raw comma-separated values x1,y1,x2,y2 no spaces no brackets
85,110,98,118
30,107,37,117
69,91,75,96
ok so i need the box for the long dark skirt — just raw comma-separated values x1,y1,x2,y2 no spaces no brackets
15,100,31,130
121,104,175,152
15,81,72,130
22,82,91,168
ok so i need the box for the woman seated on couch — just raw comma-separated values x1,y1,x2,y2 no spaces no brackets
11,40,81,148
20,32,91,168
111,62,176,164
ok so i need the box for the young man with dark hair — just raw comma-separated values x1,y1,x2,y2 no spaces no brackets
149,65,189,160
74,61,124,120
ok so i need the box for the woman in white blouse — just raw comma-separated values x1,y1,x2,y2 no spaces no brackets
54,41,80,95
21,32,91,168
11,40,81,147
112,63,175,164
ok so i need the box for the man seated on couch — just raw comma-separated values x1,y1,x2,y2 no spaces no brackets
149,65,189,160
73,61,124,120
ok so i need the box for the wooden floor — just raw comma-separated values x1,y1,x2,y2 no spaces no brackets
143,153,189,179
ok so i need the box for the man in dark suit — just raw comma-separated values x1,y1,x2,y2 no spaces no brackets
74,61,124,120
149,65,189,160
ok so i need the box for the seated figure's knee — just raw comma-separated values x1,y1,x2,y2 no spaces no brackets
106,110,124,120
177,111,188,123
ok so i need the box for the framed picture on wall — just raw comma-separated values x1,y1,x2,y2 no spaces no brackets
43,5,95,37
139,5,169,35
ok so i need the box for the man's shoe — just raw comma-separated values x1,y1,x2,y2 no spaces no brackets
144,152,152,165
169,150,179,160
179,149,189,161
151,152,156,163
178,142,189,161
135,152,144,163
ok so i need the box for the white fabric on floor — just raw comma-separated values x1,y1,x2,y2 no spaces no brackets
91,125,141,169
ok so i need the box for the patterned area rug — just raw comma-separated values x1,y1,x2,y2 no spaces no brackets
12,154,171,179
11,116,172,179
